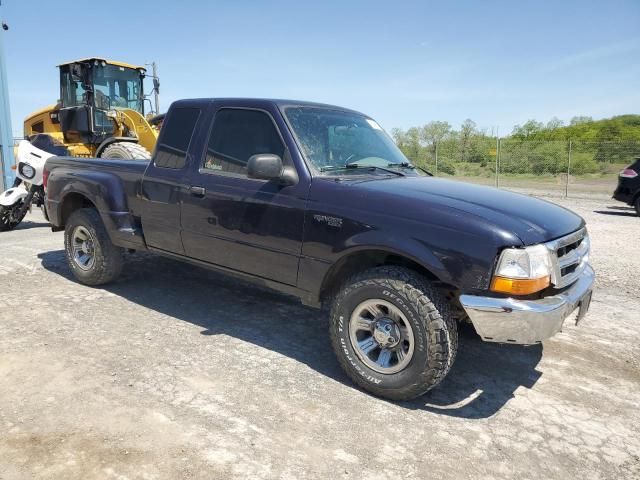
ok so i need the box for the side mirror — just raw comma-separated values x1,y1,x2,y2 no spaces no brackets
248,154,282,180
247,154,299,186
153,77,160,93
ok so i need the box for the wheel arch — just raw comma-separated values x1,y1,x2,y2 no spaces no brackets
318,247,455,305
58,191,98,226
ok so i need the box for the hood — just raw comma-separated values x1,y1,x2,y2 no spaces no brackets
351,176,584,245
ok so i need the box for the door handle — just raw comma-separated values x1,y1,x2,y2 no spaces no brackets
190,186,206,197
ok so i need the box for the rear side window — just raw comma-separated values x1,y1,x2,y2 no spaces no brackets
203,109,284,176
154,107,201,169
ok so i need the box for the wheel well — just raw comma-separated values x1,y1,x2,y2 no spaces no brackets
59,193,96,226
320,250,442,302
319,249,465,320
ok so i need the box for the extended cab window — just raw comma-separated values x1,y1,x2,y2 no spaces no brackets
203,109,284,176
154,107,201,169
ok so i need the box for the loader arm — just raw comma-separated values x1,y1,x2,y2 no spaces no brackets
114,108,159,153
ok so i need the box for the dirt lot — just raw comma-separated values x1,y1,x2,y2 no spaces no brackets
1,195,639,480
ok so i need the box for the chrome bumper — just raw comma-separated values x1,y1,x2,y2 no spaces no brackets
459,265,595,344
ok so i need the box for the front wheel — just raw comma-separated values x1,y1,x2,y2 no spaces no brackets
329,266,458,401
64,208,123,285
0,201,27,231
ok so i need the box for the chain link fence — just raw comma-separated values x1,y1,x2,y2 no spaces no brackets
406,139,640,199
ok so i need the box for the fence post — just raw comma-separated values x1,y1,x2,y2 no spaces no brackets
435,141,438,176
495,134,500,188
565,140,572,198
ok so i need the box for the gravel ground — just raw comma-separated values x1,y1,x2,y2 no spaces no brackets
0,196,639,480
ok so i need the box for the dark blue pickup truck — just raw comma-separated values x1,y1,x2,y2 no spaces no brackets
44,98,594,400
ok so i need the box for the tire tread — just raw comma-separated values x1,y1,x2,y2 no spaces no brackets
329,266,458,401
64,208,123,285
101,142,151,160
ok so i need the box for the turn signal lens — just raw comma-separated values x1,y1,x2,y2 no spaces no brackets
491,275,550,295
11,164,16,170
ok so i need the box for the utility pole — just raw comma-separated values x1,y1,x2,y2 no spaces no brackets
0,2,13,191
151,61,159,115
144,61,160,115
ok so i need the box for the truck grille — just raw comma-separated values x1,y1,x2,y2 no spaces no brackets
545,227,590,289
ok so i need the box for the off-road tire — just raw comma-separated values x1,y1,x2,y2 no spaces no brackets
329,266,458,401
0,202,27,231
101,142,151,160
64,208,123,285
41,204,49,222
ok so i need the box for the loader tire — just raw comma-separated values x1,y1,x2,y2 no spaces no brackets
101,142,151,160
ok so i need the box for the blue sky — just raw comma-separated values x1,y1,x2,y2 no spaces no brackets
1,0,639,135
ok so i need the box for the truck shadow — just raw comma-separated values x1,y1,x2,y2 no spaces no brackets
401,323,543,418
38,249,543,419
593,210,637,217
14,219,50,230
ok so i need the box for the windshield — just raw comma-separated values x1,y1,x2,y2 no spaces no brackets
284,106,411,173
93,64,144,113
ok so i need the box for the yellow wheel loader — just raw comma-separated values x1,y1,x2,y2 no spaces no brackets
23,58,162,159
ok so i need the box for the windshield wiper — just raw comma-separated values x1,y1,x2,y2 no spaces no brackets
386,162,433,176
319,164,405,176
386,162,414,168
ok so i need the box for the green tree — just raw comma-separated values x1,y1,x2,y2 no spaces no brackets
570,116,593,126
459,119,477,161
421,121,452,145
512,120,544,139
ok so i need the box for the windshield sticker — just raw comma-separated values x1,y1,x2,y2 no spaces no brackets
366,119,383,130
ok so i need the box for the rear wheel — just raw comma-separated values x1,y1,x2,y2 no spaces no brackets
101,142,151,160
329,266,458,401
64,208,123,285
41,204,49,222
0,201,27,231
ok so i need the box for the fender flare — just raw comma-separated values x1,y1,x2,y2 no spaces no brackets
54,176,140,247
0,185,29,207
56,171,128,216
324,241,449,284
95,136,139,158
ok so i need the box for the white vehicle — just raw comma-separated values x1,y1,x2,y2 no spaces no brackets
0,136,66,231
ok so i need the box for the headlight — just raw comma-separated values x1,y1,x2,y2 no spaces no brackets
491,244,552,295
19,162,35,179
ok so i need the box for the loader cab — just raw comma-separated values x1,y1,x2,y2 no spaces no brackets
58,58,146,144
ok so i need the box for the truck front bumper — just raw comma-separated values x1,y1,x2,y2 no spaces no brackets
459,265,594,344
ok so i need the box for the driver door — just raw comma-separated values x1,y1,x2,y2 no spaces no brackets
180,105,307,286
